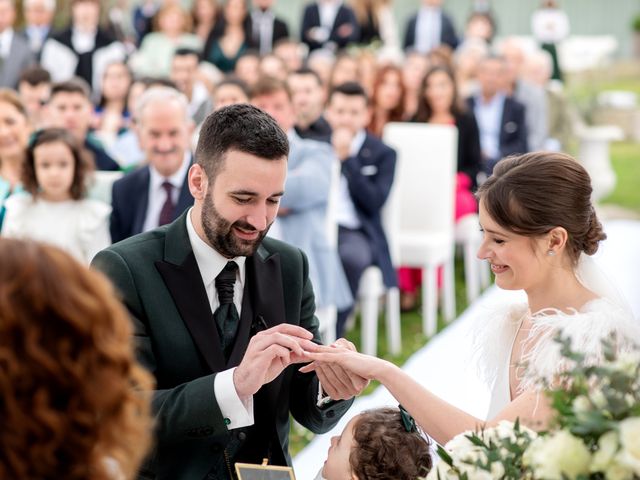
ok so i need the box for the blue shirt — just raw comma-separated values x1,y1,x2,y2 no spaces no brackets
473,92,505,161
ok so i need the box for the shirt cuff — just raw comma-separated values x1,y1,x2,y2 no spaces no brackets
214,368,254,430
316,379,334,408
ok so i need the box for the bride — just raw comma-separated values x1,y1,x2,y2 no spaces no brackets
302,152,640,445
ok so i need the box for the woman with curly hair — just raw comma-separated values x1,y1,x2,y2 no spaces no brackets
0,239,153,479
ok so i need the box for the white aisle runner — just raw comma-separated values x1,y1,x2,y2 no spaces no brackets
293,220,640,479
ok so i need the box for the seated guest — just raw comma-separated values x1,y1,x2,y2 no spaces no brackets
368,65,406,138
401,65,481,310
110,87,194,243
3,128,111,264
21,0,55,59
301,0,359,53
46,78,120,171
203,0,250,73
328,52,359,89
0,238,152,480
250,76,352,312
40,0,126,94
129,3,202,79
259,53,288,81
234,49,261,87
350,0,400,53
248,0,290,55
325,82,397,338
0,90,31,231
170,48,213,125
92,61,132,149
500,37,549,152
403,0,459,54
401,49,430,120
288,67,332,143
307,47,336,89
468,55,527,176
317,407,432,480
213,75,250,109
273,38,307,73
0,0,35,89
191,0,218,43
17,66,51,129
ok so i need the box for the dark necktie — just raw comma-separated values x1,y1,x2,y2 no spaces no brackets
214,261,240,360
158,181,175,226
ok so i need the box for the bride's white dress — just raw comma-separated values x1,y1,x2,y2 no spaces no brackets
475,297,640,419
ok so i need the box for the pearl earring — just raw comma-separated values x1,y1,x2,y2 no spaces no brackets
547,250,555,256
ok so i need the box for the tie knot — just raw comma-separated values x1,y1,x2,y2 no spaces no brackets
215,261,238,305
162,181,174,194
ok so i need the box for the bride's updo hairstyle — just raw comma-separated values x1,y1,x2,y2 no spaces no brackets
476,152,606,265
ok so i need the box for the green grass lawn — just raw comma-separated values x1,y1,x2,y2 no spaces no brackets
603,142,640,212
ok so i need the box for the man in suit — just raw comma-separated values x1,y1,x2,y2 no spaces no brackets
21,0,54,59
110,87,194,243
301,0,359,53
170,48,212,126
248,0,290,56
325,82,397,338
0,0,35,89
287,67,332,144
92,103,362,479
403,0,459,54
468,55,528,176
250,76,352,312
46,78,120,172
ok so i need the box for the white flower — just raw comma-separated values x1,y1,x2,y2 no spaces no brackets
617,417,640,474
524,430,591,480
573,395,591,413
590,430,619,472
591,390,608,409
612,352,640,376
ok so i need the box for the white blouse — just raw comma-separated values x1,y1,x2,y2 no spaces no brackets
2,193,111,264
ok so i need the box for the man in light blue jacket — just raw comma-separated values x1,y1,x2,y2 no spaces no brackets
251,76,352,313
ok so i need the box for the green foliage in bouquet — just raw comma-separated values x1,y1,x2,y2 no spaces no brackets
427,335,640,480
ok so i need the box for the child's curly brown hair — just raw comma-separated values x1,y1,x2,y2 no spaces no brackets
350,407,433,479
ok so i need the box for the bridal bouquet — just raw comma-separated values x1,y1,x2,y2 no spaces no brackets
427,337,640,480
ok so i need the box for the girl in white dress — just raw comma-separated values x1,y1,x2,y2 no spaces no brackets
2,128,111,263
302,152,640,447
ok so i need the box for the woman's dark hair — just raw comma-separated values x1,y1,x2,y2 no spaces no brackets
0,239,153,479
350,408,432,479
371,65,406,122
23,128,93,200
414,65,464,122
477,152,606,264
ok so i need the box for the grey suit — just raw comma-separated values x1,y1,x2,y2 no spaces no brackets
0,31,35,88
275,132,352,310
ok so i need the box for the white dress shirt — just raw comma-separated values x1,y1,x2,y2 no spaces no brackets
336,129,365,229
185,208,253,430
0,29,14,58
251,8,275,55
142,153,191,233
71,28,96,54
415,6,441,54
474,92,506,161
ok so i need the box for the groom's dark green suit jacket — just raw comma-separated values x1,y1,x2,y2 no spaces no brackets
92,211,352,479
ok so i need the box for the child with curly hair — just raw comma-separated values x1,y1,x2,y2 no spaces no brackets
317,407,432,480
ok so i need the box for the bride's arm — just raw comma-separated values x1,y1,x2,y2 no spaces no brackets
303,350,552,445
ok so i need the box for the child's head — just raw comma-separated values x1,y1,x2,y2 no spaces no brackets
23,128,92,201
322,407,432,480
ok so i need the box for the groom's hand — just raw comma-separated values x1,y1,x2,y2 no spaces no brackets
234,324,319,399
314,339,369,401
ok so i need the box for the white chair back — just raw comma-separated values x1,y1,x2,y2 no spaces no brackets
382,122,458,267
87,170,124,205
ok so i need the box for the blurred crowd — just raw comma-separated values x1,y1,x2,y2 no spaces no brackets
0,0,575,327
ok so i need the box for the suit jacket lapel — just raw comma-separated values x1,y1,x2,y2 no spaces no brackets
155,212,226,371
133,166,151,235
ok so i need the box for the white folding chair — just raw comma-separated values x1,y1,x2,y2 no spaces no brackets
86,170,124,205
455,213,492,304
383,122,458,337
355,154,402,357
316,159,341,344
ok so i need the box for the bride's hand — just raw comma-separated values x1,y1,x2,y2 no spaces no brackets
300,344,389,381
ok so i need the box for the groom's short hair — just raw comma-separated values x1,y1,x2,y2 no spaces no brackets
195,103,289,180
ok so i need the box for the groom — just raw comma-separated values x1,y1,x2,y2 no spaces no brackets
93,104,365,479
